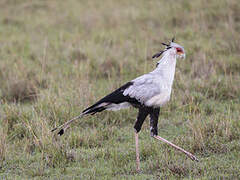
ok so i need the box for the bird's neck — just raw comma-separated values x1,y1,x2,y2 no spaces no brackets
154,50,177,86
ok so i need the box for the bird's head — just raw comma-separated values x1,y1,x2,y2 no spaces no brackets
152,38,185,60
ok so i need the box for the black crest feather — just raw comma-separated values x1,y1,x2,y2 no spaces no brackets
161,43,169,47
152,37,175,59
152,51,164,59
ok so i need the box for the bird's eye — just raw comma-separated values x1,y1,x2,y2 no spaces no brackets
176,48,183,53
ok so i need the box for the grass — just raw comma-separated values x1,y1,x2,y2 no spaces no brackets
0,0,240,179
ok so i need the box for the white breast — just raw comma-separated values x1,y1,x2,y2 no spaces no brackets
145,91,171,107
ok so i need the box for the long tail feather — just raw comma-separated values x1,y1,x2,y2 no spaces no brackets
51,102,109,136
51,113,86,136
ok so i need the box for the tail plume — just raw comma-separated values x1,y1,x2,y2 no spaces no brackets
51,103,108,136
51,113,86,136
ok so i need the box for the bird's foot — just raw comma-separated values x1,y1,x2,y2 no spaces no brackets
136,167,141,173
187,153,199,162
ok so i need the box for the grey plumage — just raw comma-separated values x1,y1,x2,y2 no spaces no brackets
113,42,185,109
123,48,176,107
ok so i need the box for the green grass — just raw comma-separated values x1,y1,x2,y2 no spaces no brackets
0,0,240,179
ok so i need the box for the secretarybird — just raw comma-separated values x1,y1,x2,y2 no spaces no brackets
52,38,199,171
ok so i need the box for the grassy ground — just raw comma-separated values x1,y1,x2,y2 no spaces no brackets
0,0,240,179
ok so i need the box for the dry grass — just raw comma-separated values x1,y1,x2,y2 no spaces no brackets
0,0,239,179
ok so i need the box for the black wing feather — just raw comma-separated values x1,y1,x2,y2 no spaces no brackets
82,82,140,114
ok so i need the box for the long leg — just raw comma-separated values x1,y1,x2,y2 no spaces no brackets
149,108,198,161
135,132,140,172
134,107,149,172
153,135,199,161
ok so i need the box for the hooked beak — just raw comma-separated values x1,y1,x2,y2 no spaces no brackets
177,50,186,59
180,53,186,59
